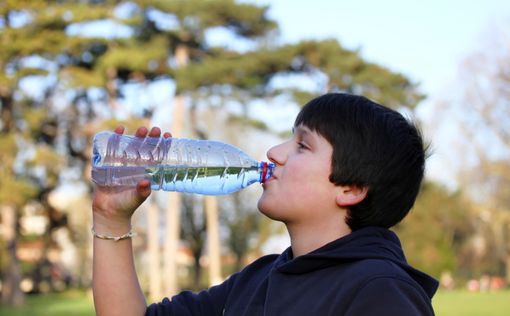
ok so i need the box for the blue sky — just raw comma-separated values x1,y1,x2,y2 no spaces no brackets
246,0,510,186
250,0,509,99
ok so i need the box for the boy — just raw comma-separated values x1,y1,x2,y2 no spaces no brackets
92,93,438,315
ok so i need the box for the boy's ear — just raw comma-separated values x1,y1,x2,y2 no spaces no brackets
335,185,368,207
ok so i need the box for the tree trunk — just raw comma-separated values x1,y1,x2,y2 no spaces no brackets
147,197,162,301
163,43,189,295
505,218,510,284
106,66,120,111
188,88,223,287
164,191,181,295
0,205,25,306
0,93,15,133
192,254,202,290
163,94,184,295
205,196,222,286
506,253,510,284
234,254,244,274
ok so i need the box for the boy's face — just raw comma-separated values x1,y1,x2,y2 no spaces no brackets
258,124,342,225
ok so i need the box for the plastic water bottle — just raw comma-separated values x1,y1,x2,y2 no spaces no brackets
91,131,274,195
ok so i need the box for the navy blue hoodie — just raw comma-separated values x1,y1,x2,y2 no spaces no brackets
146,227,438,315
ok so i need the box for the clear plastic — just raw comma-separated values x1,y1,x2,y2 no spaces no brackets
91,131,274,195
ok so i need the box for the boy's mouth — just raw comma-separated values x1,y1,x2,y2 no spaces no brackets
264,174,277,185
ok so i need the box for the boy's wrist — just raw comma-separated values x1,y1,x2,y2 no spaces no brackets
92,212,132,235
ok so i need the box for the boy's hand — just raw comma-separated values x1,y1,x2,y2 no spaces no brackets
91,126,171,233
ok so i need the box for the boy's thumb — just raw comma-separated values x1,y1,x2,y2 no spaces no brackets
136,180,152,202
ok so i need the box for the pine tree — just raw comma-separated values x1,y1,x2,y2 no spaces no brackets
0,0,71,305
0,1,425,303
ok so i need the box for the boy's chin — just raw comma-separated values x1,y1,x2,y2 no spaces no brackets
256,197,268,214
257,197,286,222
257,196,273,217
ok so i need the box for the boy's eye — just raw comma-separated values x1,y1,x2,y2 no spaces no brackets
297,142,308,150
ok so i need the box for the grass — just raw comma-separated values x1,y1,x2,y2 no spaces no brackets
433,289,510,316
0,290,95,316
0,289,509,315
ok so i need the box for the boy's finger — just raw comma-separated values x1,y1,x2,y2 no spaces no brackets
163,132,172,138
135,126,148,138
114,125,125,135
148,127,161,138
136,180,152,201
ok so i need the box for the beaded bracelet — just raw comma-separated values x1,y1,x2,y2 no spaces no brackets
91,227,137,241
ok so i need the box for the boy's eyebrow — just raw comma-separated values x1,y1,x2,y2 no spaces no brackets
292,125,311,136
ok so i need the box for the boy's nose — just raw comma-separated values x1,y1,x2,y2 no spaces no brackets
267,142,287,166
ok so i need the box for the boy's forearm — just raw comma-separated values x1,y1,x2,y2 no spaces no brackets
92,223,147,316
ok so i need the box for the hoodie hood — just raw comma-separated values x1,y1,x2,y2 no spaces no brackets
274,226,439,298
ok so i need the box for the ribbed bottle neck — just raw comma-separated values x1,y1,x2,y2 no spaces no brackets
259,162,275,183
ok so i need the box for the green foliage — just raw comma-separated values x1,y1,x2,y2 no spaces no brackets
60,66,105,88
97,36,169,75
0,134,17,166
34,4,112,27
227,115,268,131
174,39,423,109
0,133,39,207
395,182,473,277
90,118,150,135
0,175,38,207
21,106,48,135
0,0,47,14
137,0,276,37
2,0,421,109
288,40,424,108
2,28,75,57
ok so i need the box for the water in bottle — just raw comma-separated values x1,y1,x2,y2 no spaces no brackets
91,131,274,195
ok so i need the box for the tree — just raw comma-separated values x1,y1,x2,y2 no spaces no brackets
0,0,150,304
394,182,473,279
223,192,260,272
130,0,278,293
0,1,428,303
431,22,510,281
0,0,71,305
179,194,207,290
